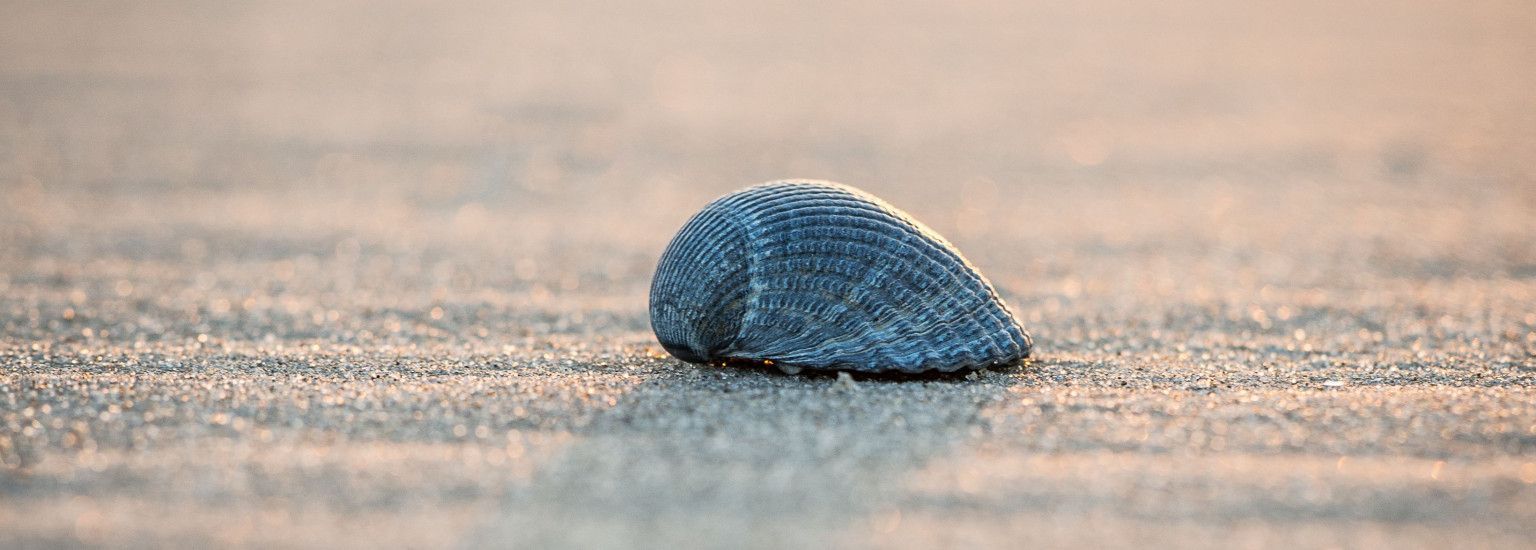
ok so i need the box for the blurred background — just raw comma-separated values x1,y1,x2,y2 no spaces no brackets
3,1,1536,548
4,2,1533,318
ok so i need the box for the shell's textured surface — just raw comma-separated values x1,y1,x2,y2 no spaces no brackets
649,180,1032,373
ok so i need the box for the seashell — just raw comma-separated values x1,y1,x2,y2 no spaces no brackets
649,180,1033,374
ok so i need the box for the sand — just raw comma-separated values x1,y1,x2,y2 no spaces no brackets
2,1,1535,548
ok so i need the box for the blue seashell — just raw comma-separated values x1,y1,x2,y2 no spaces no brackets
649,180,1032,374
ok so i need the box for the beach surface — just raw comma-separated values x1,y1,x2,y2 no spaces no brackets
3,1,1535,547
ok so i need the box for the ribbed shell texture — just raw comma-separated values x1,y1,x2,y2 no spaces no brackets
649,180,1032,373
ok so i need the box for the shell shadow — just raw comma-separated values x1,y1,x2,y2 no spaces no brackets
712,357,1035,383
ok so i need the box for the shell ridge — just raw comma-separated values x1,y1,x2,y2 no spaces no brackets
725,197,850,362
750,272,904,366
747,192,1016,339
763,232,1011,355
748,230,986,363
744,190,1017,368
744,245,1009,369
649,201,754,361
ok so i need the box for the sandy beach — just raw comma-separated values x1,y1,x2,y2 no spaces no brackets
3,1,1535,547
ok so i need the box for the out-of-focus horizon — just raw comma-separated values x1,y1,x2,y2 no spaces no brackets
5,1,1533,257
3,1,1535,548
